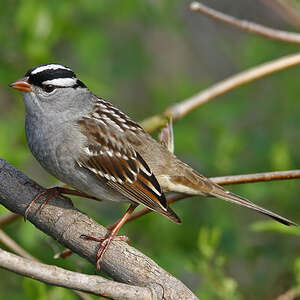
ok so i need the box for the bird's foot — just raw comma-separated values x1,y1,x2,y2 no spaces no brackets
80,204,136,269
24,187,72,220
80,233,130,270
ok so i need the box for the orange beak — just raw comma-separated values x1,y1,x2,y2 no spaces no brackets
9,77,32,92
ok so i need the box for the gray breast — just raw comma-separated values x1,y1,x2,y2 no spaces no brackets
25,114,130,203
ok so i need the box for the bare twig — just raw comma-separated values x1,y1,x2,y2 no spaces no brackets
190,1,300,44
0,212,20,227
0,248,159,300
54,248,73,259
262,0,300,28
141,53,300,133
0,229,35,260
276,286,300,300
210,170,300,185
0,230,91,300
0,158,197,300
126,170,300,223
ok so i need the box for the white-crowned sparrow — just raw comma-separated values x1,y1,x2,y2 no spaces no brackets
9,63,295,267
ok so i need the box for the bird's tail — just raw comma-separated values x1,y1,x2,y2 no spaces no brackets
211,187,296,226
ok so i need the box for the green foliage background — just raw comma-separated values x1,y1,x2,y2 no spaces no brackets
0,1,300,299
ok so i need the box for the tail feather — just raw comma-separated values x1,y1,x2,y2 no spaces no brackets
211,188,296,226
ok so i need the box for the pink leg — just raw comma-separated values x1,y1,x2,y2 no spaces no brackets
81,204,137,270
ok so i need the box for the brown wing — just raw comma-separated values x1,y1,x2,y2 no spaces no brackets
77,104,180,223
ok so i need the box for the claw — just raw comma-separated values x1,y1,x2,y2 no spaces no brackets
80,233,130,269
24,187,72,220
80,204,137,269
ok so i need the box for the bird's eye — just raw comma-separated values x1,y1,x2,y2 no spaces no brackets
42,85,56,93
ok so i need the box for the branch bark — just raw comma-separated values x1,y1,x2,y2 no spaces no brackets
190,1,300,44
141,53,300,133
0,158,197,300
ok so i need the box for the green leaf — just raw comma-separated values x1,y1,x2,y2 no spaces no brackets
23,277,47,300
251,221,300,236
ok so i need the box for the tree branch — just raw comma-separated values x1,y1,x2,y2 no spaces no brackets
210,169,300,185
190,1,300,44
276,286,300,300
0,229,92,300
261,0,300,28
0,229,36,260
0,212,20,227
126,170,300,223
0,158,197,300
141,53,300,133
0,248,159,300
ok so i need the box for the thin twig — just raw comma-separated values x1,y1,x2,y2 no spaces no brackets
262,0,300,28
54,248,73,259
210,170,300,185
0,229,92,300
126,170,300,223
276,286,300,300
0,212,20,227
0,229,35,260
141,53,300,133
190,1,300,44
0,248,157,300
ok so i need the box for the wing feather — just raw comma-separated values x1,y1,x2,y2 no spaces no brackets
76,104,181,223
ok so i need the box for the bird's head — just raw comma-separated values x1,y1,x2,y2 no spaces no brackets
9,63,91,118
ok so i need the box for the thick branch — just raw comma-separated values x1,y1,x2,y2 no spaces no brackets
0,248,157,300
141,53,300,133
190,1,300,44
0,158,197,300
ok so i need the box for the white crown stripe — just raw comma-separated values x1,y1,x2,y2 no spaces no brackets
43,78,77,86
31,64,71,75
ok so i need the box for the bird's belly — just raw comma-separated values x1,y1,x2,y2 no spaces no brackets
57,160,130,203
41,145,130,203
26,126,128,203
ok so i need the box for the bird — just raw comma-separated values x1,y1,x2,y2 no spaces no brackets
9,63,296,268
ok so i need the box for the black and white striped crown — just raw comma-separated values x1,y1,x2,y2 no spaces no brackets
25,63,86,88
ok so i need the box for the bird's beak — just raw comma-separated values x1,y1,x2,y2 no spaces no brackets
9,77,32,93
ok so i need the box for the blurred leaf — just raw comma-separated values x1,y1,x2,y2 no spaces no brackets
198,226,221,259
270,141,292,170
194,227,242,300
47,287,75,300
251,220,300,236
23,277,47,300
294,258,300,286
